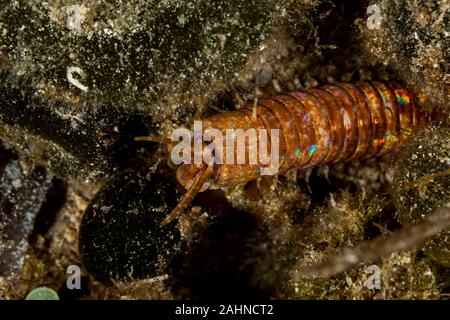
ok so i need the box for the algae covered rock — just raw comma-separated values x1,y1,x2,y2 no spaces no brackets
79,168,185,284
0,149,53,298
358,0,449,108
0,0,281,113
0,70,156,179
0,0,283,179
393,127,450,266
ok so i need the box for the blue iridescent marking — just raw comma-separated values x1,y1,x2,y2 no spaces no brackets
309,144,316,156
296,148,301,157
397,93,410,106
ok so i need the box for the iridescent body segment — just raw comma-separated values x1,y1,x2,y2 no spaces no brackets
179,81,432,188
158,80,434,227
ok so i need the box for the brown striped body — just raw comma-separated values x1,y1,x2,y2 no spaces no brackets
153,80,434,226
176,81,432,189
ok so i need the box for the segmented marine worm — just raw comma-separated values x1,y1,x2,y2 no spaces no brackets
137,81,433,227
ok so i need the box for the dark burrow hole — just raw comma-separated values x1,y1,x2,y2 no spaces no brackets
104,111,158,170
433,264,450,295
29,177,67,245
364,200,401,238
57,276,91,300
201,88,241,119
298,167,357,208
171,189,272,300
0,140,14,175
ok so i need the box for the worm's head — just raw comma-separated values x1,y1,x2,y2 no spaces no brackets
176,163,211,192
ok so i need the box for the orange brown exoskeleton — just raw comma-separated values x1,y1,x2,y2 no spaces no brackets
136,81,433,227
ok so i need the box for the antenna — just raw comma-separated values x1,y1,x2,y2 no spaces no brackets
160,162,214,227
